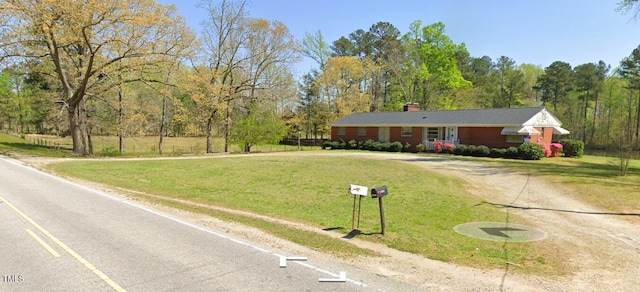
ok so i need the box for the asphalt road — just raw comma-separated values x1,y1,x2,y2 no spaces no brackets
0,155,419,291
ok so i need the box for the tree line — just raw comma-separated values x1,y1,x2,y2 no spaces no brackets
0,0,639,155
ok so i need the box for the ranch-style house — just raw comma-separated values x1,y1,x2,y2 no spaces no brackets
329,104,570,150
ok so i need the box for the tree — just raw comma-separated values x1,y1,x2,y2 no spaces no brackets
192,0,297,153
330,37,356,57
315,56,376,119
230,101,287,152
301,30,331,70
618,0,640,18
298,70,330,139
519,63,545,106
619,45,640,148
537,61,574,113
494,56,525,108
0,71,15,131
403,21,471,110
574,61,610,144
0,0,193,155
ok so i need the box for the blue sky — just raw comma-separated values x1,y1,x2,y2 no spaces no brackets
160,0,640,76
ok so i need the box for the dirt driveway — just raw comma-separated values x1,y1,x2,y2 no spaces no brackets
16,152,640,291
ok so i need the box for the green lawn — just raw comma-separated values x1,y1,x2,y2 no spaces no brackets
47,154,561,275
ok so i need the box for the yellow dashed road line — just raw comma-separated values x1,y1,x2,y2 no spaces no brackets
25,228,60,258
1,195,126,292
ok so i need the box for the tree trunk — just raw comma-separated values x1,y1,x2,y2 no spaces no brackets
590,92,598,146
206,113,214,153
79,100,92,156
636,89,640,148
118,88,124,154
583,90,589,144
159,97,166,155
224,102,230,152
67,104,86,156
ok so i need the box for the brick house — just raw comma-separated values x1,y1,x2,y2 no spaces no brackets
329,104,570,150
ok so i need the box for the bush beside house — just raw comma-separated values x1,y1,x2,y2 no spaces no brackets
560,139,584,157
323,138,575,161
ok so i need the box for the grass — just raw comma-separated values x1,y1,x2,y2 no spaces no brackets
47,154,562,275
1,133,318,157
0,133,73,157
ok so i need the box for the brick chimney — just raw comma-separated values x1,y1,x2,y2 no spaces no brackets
403,102,420,112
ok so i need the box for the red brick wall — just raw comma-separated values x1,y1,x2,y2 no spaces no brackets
458,127,556,148
530,127,553,146
458,127,508,148
331,126,378,142
389,127,423,148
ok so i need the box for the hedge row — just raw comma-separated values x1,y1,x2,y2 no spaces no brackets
322,139,409,152
447,142,545,160
324,138,584,160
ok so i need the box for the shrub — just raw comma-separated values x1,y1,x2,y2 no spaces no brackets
363,139,376,151
463,145,477,156
322,141,332,149
518,142,545,160
348,139,358,149
372,142,384,151
454,144,467,155
100,146,122,157
550,143,563,157
559,139,584,157
416,143,426,153
403,142,412,152
505,147,519,159
432,141,443,153
338,139,347,149
489,148,506,158
474,145,490,157
538,143,552,157
390,141,404,152
444,143,455,154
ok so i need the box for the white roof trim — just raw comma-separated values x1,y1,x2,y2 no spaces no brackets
501,126,541,135
553,126,570,135
522,108,563,127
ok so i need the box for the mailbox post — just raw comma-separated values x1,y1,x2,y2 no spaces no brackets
349,184,368,230
371,186,388,235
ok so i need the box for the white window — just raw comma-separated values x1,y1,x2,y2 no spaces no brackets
506,135,523,143
357,127,366,136
337,127,346,136
401,127,412,137
427,127,440,140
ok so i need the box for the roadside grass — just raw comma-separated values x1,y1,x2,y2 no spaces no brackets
48,154,564,275
0,133,72,157
133,194,379,258
1,133,318,157
432,154,640,215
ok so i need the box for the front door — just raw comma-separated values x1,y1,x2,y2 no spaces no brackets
378,127,390,142
446,127,458,142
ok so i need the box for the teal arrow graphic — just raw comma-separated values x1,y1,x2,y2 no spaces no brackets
480,227,526,238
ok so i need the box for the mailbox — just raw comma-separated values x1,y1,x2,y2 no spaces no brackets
349,184,368,197
371,186,388,198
